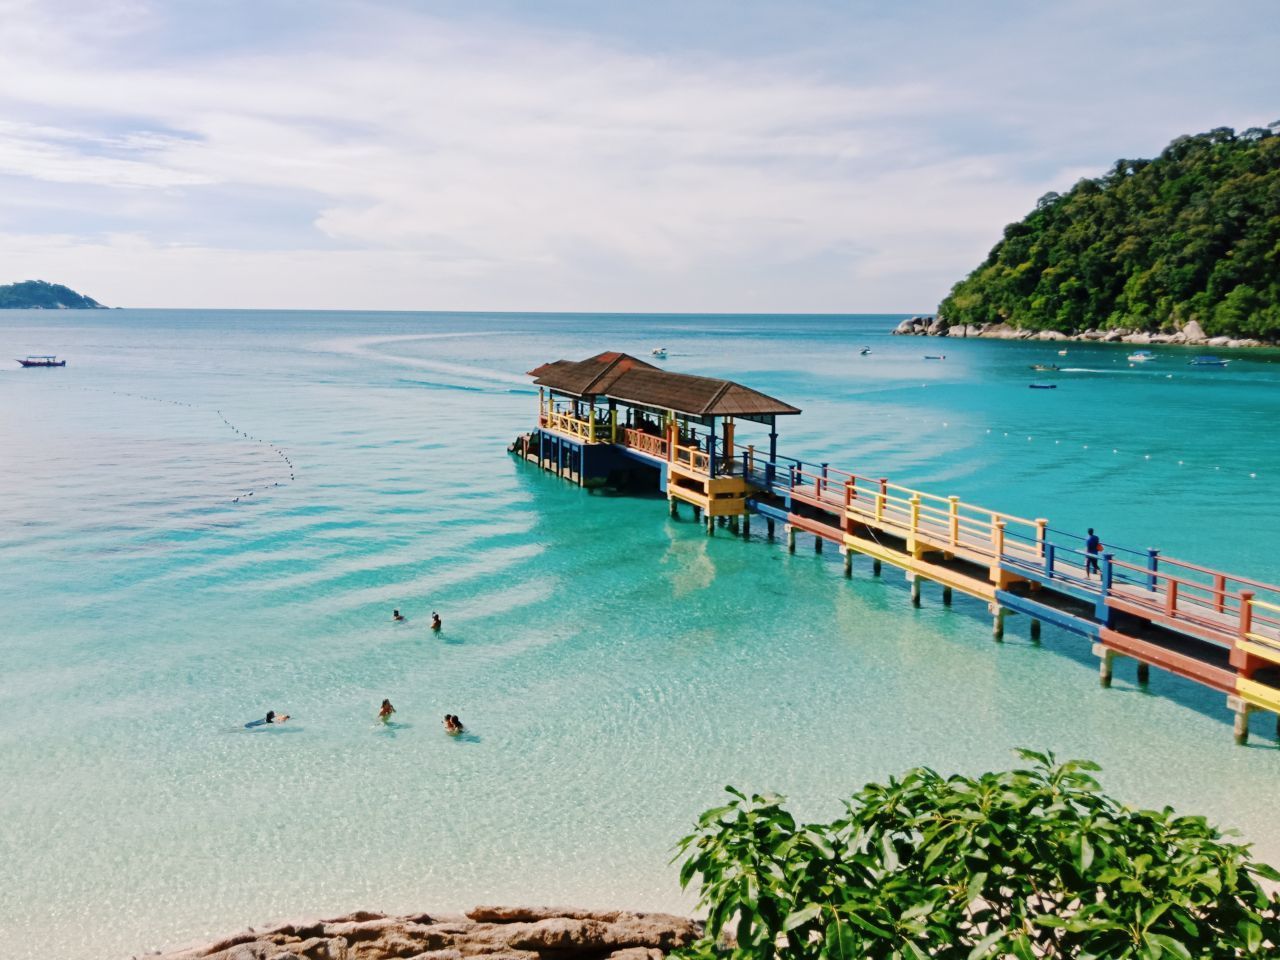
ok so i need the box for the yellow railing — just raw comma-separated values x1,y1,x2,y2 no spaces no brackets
540,410,593,442
1245,597,1280,652
673,443,710,474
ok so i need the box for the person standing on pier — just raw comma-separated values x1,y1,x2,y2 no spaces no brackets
1085,528,1102,577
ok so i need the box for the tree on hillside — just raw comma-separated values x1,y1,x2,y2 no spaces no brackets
938,128,1280,338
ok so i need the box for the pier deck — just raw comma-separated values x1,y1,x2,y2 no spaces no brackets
516,352,1280,744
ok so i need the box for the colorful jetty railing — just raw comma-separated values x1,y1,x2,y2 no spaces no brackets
523,407,1280,743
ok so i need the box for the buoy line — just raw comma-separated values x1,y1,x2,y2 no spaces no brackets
76,387,296,502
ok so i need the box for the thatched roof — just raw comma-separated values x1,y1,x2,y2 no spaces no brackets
528,352,801,420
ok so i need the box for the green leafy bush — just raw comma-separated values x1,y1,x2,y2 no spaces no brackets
938,127,1280,338
674,751,1280,958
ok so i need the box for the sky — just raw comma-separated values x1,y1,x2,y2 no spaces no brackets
0,0,1275,311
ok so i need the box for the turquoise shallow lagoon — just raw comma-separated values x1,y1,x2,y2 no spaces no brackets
2,311,1279,958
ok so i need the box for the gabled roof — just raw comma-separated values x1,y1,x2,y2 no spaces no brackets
529,352,801,419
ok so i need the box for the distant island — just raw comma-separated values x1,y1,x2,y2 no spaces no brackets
0,280,107,309
935,126,1280,342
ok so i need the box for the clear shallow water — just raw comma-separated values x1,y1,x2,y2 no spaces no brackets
1,311,1279,959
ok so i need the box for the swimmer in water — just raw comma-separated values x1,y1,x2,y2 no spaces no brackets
443,713,464,734
379,699,396,723
392,609,405,622
430,612,442,632
245,710,289,728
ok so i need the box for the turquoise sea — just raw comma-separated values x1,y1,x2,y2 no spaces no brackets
2,311,1279,959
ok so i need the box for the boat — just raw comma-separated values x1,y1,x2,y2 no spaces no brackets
1029,383,1057,389
15,355,66,367
1030,364,1059,372
924,355,946,360
650,347,667,359
1127,350,1156,362
1188,355,1230,367
1057,349,1068,356
860,346,871,356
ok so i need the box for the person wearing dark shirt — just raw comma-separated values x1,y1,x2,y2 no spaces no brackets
1085,528,1102,577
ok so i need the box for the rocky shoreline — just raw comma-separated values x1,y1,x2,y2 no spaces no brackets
142,906,704,960
892,316,1272,349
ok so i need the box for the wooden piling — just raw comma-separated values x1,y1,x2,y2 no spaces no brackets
1030,618,1041,643
1230,697,1251,746
942,586,952,606
1094,644,1114,687
1137,662,1150,685
787,525,796,553
669,497,678,518
872,558,881,577
842,548,852,578
911,576,921,607
766,518,775,539
814,535,823,554
992,605,1005,641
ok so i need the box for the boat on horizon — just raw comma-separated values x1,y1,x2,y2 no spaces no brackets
650,347,667,359
1030,363,1059,372
860,346,871,356
924,354,946,360
1128,349,1157,362
1188,355,1230,367
1029,383,1057,389
15,355,66,368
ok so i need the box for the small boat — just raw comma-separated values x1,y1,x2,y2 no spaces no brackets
16,355,66,367
859,346,871,356
924,355,946,360
1057,349,1068,356
1030,364,1059,372
1127,350,1156,362
650,347,667,359
1029,383,1057,389
1188,355,1230,367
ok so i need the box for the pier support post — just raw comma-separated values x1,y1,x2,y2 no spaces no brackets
693,506,701,522
1094,644,1114,687
910,576,921,607
872,558,882,577
669,498,678,518
842,548,852,578
728,516,740,535
787,525,796,553
1229,696,1252,746
742,516,750,538
942,586,953,606
766,518,775,540
814,536,823,554
992,605,1005,641
706,516,715,536
1030,618,1041,643
1137,662,1150,685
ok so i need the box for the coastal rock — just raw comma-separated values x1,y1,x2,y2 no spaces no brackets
1207,336,1231,346
1182,319,1207,342
1121,332,1151,344
926,316,948,336
149,908,704,960
1035,330,1068,341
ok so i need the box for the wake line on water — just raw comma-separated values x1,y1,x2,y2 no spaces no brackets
312,333,528,388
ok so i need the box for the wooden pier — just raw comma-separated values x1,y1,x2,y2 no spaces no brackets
515,352,1280,743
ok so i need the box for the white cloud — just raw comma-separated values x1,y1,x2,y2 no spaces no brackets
0,0,1273,309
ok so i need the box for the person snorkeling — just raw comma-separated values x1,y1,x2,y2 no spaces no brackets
245,710,289,729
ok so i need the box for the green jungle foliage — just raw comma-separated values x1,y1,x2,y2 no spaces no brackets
939,127,1280,338
0,279,104,309
674,751,1280,959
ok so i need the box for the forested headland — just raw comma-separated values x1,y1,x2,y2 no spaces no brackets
0,280,106,309
939,126,1280,339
